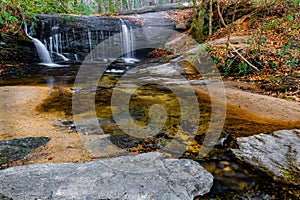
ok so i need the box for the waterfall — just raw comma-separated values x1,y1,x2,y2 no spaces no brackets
120,19,138,63
88,29,93,61
24,23,53,64
120,19,134,58
32,16,140,64
48,25,69,62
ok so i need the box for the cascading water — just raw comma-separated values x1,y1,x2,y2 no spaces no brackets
88,29,93,61
24,23,53,64
32,16,140,64
51,36,70,61
121,19,132,58
120,19,139,63
48,25,69,62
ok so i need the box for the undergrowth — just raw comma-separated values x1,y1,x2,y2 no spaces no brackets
205,0,299,100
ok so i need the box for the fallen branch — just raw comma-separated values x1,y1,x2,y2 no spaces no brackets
292,90,300,95
228,42,259,71
209,35,251,45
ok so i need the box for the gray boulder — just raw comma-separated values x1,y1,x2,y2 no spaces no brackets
231,129,300,185
0,152,213,200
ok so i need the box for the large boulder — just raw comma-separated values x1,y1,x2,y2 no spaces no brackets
231,129,300,186
0,152,213,199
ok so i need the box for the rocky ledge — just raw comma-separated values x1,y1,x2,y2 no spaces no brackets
0,152,213,200
231,129,300,186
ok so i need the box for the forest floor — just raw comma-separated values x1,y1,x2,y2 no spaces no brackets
168,2,300,102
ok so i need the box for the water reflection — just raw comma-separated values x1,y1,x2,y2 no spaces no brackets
1,62,300,199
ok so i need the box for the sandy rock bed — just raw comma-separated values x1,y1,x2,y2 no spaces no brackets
0,84,299,165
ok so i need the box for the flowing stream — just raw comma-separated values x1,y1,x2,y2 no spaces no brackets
1,60,299,199
1,16,299,200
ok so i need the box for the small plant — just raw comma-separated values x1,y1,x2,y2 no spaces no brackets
285,56,298,69
237,62,252,76
220,57,237,77
267,59,277,74
213,56,220,64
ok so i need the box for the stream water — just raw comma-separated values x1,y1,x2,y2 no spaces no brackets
2,13,300,198
1,59,299,199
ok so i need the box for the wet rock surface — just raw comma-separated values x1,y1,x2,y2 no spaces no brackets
0,137,50,166
33,11,176,63
231,129,300,186
0,152,213,200
34,15,131,62
1,9,177,65
0,33,39,64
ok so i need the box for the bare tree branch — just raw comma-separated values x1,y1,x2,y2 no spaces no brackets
228,42,259,71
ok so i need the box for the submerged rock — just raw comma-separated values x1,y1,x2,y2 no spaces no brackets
0,137,51,166
231,129,300,186
0,152,213,200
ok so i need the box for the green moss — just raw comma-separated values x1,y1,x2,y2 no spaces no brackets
279,168,294,181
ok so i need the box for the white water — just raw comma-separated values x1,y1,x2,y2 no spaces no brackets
48,29,70,62
54,34,59,54
122,58,140,63
26,19,138,65
120,19,135,60
88,29,93,60
53,52,70,62
32,38,53,63
105,69,125,73
74,54,79,61
24,24,53,64
23,23,68,67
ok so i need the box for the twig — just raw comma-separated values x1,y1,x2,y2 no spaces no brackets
292,90,300,95
217,1,227,27
228,42,259,71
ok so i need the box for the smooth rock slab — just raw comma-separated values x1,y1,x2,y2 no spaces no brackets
0,152,213,200
231,129,300,185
